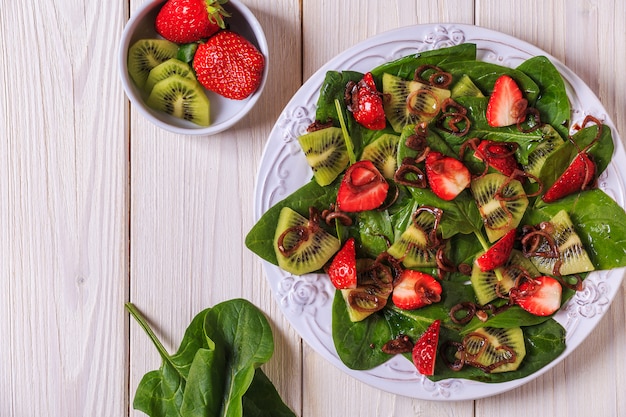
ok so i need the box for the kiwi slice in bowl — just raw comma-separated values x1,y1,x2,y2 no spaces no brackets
146,75,211,127
273,207,341,276
144,58,196,94
360,133,400,179
297,127,349,186
471,173,529,242
128,39,179,89
382,73,451,133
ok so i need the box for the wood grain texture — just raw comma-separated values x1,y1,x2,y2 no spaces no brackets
0,0,128,416
2,0,625,416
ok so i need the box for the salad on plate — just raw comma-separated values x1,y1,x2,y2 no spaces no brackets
245,43,626,385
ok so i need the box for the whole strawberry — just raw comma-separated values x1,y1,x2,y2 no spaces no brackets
155,0,229,44
193,30,265,100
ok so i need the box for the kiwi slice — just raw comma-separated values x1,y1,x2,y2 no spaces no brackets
360,133,400,179
146,75,211,127
128,39,179,89
273,207,341,275
144,58,196,94
462,327,526,373
340,259,393,322
450,74,485,99
523,125,565,180
471,250,539,305
529,210,595,276
382,73,451,133
386,210,438,268
298,127,349,186
471,173,529,242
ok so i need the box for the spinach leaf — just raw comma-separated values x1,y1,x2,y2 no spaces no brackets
242,369,298,417
539,123,614,189
440,61,540,105
371,43,477,80
516,56,571,139
331,291,393,370
245,180,339,266
129,305,209,417
126,300,296,417
406,187,483,238
203,300,274,417
529,189,626,269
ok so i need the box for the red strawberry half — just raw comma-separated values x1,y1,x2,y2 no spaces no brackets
474,140,520,177
425,151,471,201
156,0,229,44
392,270,442,310
412,319,441,376
475,228,516,272
486,75,527,127
542,152,596,203
193,30,265,100
513,276,562,316
327,238,357,289
336,160,389,212
350,72,386,130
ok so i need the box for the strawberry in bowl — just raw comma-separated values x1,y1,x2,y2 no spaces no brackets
119,0,268,135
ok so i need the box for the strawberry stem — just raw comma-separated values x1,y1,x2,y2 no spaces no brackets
334,99,356,164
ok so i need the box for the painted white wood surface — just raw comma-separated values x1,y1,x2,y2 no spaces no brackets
0,1,624,416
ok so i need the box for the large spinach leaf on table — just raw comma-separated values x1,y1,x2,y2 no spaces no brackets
126,299,296,417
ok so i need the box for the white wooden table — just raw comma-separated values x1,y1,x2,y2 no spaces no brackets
2,1,625,416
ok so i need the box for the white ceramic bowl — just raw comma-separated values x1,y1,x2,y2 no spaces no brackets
118,0,269,135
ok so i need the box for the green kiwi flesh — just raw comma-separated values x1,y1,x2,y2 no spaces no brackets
360,133,400,179
128,39,179,89
386,210,438,268
144,58,196,94
529,210,595,276
382,73,451,133
273,207,341,275
146,75,210,127
471,173,529,242
340,259,393,322
298,127,349,186
523,125,565,180
462,327,526,373
471,250,539,305
450,74,485,99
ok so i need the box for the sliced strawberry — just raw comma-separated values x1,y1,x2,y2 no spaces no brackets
474,140,520,177
425,151,471,201
412,319,441,376
486,75,527,127
475,228,516,272
327,238,357,289
336,160,389,212
542,152,596,203
392,270,442,310
350,72,386,130
513,276,562,316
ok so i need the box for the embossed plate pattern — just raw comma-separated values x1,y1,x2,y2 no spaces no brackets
253,24,625,400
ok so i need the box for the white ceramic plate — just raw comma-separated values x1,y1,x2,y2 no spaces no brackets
253,24,625,400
